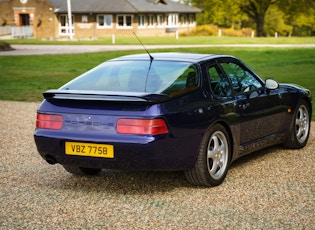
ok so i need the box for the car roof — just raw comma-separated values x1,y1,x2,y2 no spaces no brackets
110,52,233,63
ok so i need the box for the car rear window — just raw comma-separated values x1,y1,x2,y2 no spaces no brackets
60,60,199,96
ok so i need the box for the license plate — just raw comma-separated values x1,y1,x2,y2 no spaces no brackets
65,142,114,158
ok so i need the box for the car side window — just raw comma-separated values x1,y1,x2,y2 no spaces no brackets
208,65,232,97
162,65,199,96
220,62,262,94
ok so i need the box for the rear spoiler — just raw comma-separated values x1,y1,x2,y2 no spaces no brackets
43,90,169,103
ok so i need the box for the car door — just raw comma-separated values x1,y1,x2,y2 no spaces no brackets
217,58,284,147
206,62,239,124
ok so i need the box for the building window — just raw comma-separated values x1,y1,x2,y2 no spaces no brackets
148,15,155,27
97,15,113,28
188,14,195,26
20,14,30,25
157,15,164,27
82,15,88,23
138,15,145,28
59,14,74,35
180,14,187,26
117,15,132,28
166,14,178,27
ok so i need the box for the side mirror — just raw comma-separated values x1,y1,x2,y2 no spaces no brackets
265,79,279,90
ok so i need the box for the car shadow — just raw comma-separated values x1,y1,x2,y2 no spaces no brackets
230,145,281,169
49,169,190,195
44,145,284,194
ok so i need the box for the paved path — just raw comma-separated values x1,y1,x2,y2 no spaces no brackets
1,43,315,55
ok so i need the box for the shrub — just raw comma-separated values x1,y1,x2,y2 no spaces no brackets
0,41,13,51
180,25,219,36
181,25,255,37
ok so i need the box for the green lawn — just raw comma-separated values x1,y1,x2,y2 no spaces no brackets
0,47,314,119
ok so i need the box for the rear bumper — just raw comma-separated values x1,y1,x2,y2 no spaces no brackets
34,133,200,171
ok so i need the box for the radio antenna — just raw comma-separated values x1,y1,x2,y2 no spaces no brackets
133,32,154,61
133,32,154,93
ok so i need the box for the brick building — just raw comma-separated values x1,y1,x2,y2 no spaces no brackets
0,0,201,39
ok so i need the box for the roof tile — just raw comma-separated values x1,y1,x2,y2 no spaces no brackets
49,0,201,13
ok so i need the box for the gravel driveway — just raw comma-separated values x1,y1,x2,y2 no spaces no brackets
0,100,314,229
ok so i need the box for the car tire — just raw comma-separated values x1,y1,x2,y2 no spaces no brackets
283,100,311,149
63,165,101,176
185,123,231,187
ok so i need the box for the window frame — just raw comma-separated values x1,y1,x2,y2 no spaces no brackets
157,15,165,27
188,14,195,26
97,14,113,28
180,14,188,26
117,14,133,29
207,63,233,98
166,14,179,27
217,59,264,95
81,15,88,23
58,14,74,36
138,15,146,28
148,15,155,28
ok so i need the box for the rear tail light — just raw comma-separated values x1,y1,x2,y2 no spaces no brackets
36,113,63,130
116,118,168,135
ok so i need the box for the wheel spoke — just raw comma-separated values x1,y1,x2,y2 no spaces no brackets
296,119,303,139
210,158,219,175
296,129,303,140
296,118,303,126
207,149,216,159
218,158,224,168
207,136,219,159
212,135,220,150
217,142,225,169
218,142,225,154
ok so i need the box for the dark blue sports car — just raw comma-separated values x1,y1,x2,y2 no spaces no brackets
34,52,312,187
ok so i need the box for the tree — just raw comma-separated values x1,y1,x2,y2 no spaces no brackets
265,5,292,36
277,0,315,36
190,0,314,36
223,0,243,29
192,0,224,25
240,0,276,37
192,0,244,28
